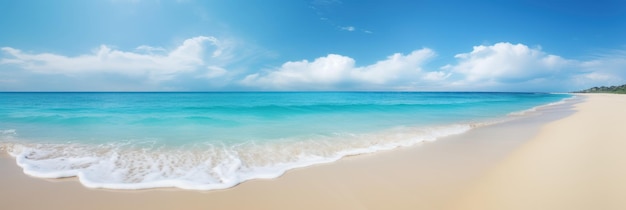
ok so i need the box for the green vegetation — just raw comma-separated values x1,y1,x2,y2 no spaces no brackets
574,84,626,94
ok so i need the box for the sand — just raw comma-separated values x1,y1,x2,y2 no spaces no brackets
448,94,626,210
1,94,624,210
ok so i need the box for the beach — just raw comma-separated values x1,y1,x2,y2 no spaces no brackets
449,93,626,210
1,94,625,210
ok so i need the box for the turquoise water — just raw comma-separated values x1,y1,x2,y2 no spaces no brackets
0,92,571,190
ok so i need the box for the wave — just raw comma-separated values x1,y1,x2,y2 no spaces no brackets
0,94,576,191
507,95,577,116
3,123,475,190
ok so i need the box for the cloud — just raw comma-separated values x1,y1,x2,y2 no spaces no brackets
241,49,435,90
340,26,355,31
448,42,569,84
443,42,626,91
310,1,371,34
200,66,228,79
423,71,451,81
240,42,625,91
1,36,228,83
135,45,167,54
339,26,372,33
2,39,624,92
573,51,626,87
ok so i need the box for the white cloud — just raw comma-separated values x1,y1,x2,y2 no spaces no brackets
240,43,626,91
2,39,625,92
0,36,227,82
241,49,435,90
241,54,354,89
448,42,569,84
572,52,626,87
423,71,451,81
200,66,228,79
356,50,435,84
440,42,626,91
340,26,355,31
135,45,166,54
339,26,373,34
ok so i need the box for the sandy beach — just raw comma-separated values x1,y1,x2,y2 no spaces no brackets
1,94,625,210
449,94,626,210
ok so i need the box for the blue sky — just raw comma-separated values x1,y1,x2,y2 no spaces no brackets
1,0,625,91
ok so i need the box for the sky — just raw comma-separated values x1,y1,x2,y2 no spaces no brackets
0,0,625,92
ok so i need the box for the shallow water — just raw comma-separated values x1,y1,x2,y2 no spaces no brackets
0,92,572,190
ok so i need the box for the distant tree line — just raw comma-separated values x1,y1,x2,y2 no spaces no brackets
574,84,626,94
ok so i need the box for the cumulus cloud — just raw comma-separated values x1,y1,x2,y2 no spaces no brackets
443,42,626,91
241,49,435,90
2,39,624,92
423,71,451,81
448,42,569,84
240,43,626,91
0,36,227,82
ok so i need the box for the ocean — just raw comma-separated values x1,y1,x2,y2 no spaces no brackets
0,92,572,190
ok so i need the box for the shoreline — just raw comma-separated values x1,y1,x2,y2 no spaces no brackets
448,93,626,210
1,93,571,191
3,94,622,209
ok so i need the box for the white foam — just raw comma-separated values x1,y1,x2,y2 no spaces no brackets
0,129,17,141
2,123,482,191
508,95,577,117
1,129,17,136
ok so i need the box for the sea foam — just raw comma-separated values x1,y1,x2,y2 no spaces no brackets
0,92,574,190
5,123,473,190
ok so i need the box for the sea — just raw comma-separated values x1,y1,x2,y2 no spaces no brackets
0,92,572,190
